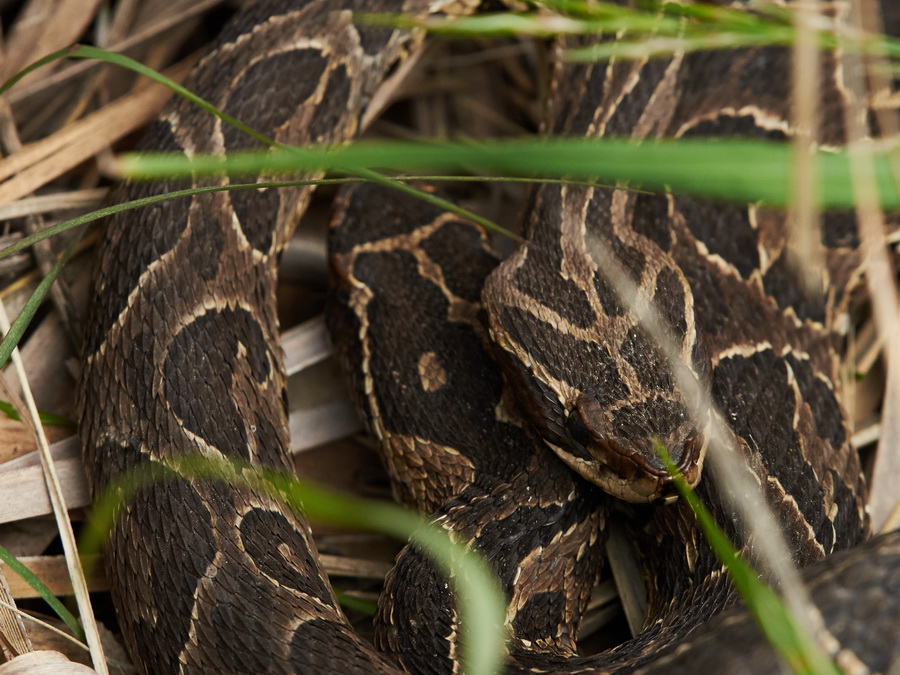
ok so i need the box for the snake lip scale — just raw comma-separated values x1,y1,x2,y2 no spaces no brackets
76,1,899,673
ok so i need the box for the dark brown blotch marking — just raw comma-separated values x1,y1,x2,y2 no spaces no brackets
735,47,791,108
222,49,327,153
712,350,835,551
584,190,647,283
196,560,286,672
816,51,849,146
592,274,625,318
240,508,334,604
164,308,274,463
513,592,568,646
330,186,540,483
124,331,164,438
713,350,799,456
613,239,646,283
351,250,529,477
654,267,688,340
761,251,826,323
827,468,867,552
632,193,672,252
293,619,396,674
377,547,455,675
353,22,394,56
185,193,227,281
674,250,730,339
515,186,597,329
222,49,328,252
604,58,670,137
579,189,631,318
785,353,845,448
674,50,737,120
421,221,499,303
619,328,674,392
307,64,352,142
475,496,596,591
555,61,605,136
87,435,146,495
209,0,307,50
229,189,280,254
500,305,627,400
676,196,759,279
111,475,218,673
383,479,605,662
330,183,443,255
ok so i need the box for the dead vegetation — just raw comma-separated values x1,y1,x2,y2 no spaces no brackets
0,0,894,673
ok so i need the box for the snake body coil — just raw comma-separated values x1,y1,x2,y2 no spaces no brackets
79,1,900,673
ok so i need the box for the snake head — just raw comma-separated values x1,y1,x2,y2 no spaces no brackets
564,393,707,503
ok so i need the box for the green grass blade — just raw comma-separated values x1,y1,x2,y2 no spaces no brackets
356,2,900,61
80,458,508,675
0,543,85,641
656,445,841,675
333,589,378,616
72,46,276,147
0,47,76,96
119,138,900,209
252,468,508,675
0,400,74,427
566,31,794,60
0,235,81,371
0,45,275,147
346,166,521,241
1,46,513,244
355,11,647,39
0,181,353,262
0,176,526,266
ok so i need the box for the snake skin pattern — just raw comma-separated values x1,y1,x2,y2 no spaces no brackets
78,0,900,673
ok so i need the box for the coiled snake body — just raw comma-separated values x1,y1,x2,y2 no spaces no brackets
79,1,900,673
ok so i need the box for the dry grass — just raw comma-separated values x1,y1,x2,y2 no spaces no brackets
0,3,553,671
0,1,895,673
0,5,230,669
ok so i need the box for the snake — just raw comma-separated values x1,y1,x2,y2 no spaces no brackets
77,0,900,673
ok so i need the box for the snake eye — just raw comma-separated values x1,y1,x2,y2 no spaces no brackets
565,409,594,448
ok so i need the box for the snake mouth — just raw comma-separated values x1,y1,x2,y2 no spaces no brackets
558,394,707,503
590,434,705,503
544,430,705,504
